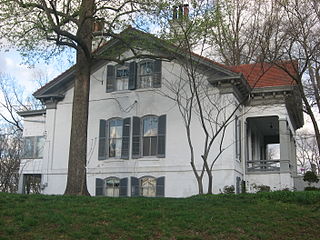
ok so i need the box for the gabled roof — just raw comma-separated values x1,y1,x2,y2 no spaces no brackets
33,27,298,99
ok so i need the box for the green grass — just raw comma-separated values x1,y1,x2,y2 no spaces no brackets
0,192,319,240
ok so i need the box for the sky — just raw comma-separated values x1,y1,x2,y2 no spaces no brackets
0,49,73,96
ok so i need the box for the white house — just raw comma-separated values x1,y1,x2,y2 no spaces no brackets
17,28,303,197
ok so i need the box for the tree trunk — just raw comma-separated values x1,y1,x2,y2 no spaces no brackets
64,0,94,196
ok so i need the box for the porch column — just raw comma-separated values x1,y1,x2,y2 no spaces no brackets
279,117,290,172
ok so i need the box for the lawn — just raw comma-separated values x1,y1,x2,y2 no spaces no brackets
0,191,319,240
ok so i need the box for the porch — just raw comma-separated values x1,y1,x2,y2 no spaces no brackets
246,116,296,174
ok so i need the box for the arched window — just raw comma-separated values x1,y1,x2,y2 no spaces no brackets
109,118,123,158
105,177,120,197
140,176,156,197
142,116,158,156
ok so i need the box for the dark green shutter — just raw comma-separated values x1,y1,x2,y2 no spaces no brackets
121,118,131,159
153,60,162,88
132,117,141,158
119,178,128,197
156,176,165,197
128,62,137,90
157,115,166,157
96,178,104,196
131,177,140,197
106,65,115,92
238,119,241,161
98,120,107,160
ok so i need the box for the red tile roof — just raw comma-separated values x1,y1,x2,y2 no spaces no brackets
227,62,297,88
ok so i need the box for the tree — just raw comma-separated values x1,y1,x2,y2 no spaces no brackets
296,131,320,174
259,0,320,155
0,73,44,193
0,0,164,195
0,127,21,193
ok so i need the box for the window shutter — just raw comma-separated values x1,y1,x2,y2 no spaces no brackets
153,60,162,88
238,119,241,161
128,62,137,90
236,177,241,194
132,117,141,158
119,178,128,197
106,65,115,92
157,115,166,157
131,177,140,197
156,176,165,197
96,178,104,196
98,120,107,160
121,118,131,159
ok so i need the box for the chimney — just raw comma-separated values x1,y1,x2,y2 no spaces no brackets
92,18,106,51
183,4,189,17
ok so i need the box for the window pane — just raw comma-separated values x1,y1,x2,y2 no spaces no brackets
140,177,156,197
140,62,153,75
23,137,34,158
140,76,153,88
109,139,122,158
116,67,129,91
143,137,150,156
36,137,45,158
143,117,158,137
105,178,120,197
109,119,123,138
150,136,157,156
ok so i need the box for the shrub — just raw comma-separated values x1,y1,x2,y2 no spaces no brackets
253,184,271,193
304,186,320,191
223,185,235,194
303,171,319,186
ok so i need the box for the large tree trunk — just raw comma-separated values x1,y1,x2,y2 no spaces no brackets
64,0,94,195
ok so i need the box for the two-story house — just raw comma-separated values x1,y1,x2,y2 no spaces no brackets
17,28,303,197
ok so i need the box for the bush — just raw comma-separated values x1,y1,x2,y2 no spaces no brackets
304,186,320,191
303,171,319,186
253,184,271,193
223,185,235,194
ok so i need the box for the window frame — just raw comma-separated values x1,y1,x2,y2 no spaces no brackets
139,176,156,197
22,136,45,159
141,115,159,157
105,177,120,197
235,116,241,161
108,118,124,158
115,64,129,91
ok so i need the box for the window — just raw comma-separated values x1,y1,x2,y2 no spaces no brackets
105,177,120,197
22,136,45,159
115,65,129,91
143,116,158,156
131,176,165,197
98,118,130,160
140,177,156,197
235,116,241,160
132,115,166,158
109,119,123,158
138,60,162,88
96,177,128,197
106,60,162,92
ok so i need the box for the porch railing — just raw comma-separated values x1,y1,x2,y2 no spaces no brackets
247,159,280,172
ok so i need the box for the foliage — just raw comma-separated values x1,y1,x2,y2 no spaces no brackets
0,192,319,240
252,184,271,193
0,129,21,193
303,171,319,186
223,185,235,194
305,186,320,191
